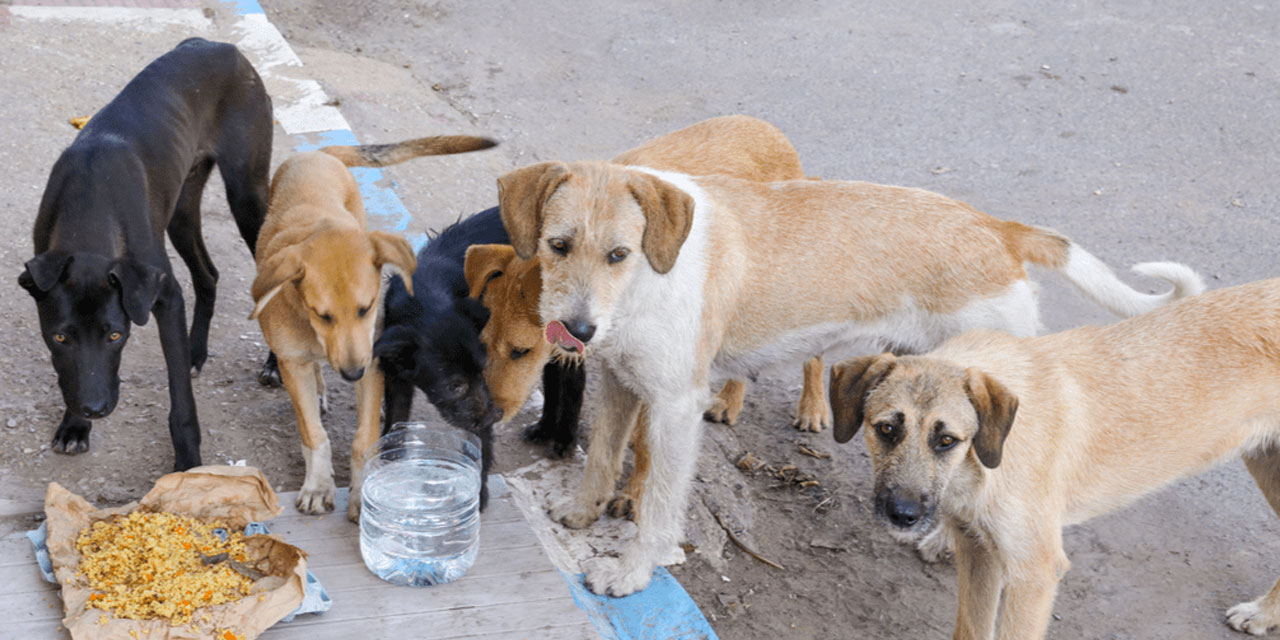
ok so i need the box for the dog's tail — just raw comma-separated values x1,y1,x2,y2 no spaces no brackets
320,135,497,168
1010,222,1206,317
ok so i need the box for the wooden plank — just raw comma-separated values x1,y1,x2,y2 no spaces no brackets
263,595,595,639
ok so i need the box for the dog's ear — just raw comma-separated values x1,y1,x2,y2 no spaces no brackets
829,353,896,444
250,246,304,320
627,172,694,274
19,252,73,297
964,367,1019,469
497,162,571,260
373,324,422,381
369,231,417,296
108,259,166,326
465,244,515,300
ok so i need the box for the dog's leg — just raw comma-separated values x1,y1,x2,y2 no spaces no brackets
381,375,414,436
583,389,703,597
551,365,640,529
607,406,650,521
166,159,216,376
524,361,581,458
348,362,385,522
215,117,278,386
279,358,335,514
314,366,329,415
994,540,1069,640
153,278,202,471
953,524,1002,640
51,408,92,454
704,378,745,425
794,356,832,432
1227,446,1280,635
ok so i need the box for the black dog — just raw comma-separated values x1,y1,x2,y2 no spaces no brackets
19,39,272,471
374,206,586,509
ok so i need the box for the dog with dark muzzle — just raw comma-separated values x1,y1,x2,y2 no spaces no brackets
19,38,272,471
374,206,510,510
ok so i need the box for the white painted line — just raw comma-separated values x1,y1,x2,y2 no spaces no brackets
230,12,350,135
7,6,212,32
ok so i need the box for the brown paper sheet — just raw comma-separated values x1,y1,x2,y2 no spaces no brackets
44,465,307,640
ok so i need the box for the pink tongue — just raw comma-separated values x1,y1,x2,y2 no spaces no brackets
545,321,585,353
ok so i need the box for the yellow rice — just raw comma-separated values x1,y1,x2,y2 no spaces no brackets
75,511,254,624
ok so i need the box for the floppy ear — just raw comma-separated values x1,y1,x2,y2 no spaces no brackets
369,231,417,296
627,172,694,274
19,252,73,297
250,246,304,320
465,244,516,300
108,259,166,326
373,324,421,381
964,367,1019,469
829,353,896,444
497,162,571,260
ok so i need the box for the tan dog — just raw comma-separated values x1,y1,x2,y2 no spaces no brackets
828,278,1280,639
465,115,827,432
497,157,1202,596
251,135,495,519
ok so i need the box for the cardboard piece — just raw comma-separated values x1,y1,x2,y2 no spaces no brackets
44,465,307,639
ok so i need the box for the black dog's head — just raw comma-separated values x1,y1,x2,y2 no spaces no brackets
19,251,164,419
375,297,502,430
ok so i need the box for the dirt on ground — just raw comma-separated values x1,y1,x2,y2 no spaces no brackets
1,2,1278,640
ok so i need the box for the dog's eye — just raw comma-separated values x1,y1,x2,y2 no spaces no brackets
450,382,468,396
876,422,895,438
549,238,570,256
318,312,333,323
358,305,370,318
936,435,958,451
607,248,629,264
510,347,531,360
53,333,67,344
108,332,122,343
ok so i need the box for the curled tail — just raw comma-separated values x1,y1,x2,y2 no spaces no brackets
1010,222,1206,317
321,135,497,168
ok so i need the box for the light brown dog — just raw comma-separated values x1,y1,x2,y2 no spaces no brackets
465,115,821,521
829,278,1280,639
251,135,495,520
498,155,1202,596
465,115,826,432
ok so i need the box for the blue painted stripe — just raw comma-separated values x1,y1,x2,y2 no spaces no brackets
290,129,428,249
222,0,264,15
559,568,718,640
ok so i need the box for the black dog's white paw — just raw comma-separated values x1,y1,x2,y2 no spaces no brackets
522,421,574,458
257,352,282,388
52,417,91,454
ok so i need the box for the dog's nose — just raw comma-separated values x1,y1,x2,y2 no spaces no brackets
80,400,109,419
884,496,924,528
339,366,365,382
562,318,596,344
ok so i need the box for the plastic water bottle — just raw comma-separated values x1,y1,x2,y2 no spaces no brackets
359,423,482,586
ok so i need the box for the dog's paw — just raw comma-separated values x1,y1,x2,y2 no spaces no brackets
1228,599,1280,636
522,422,574,458
51,419,91,455
550,497,603,529
916,523,955,564
318,394,330,415
296,483,336,515
258,353,282,388
606,494,637,520
793,403,832,432
346,496,362,522
703,398,739,426
583,556,655,597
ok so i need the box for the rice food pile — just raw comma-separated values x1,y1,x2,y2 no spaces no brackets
75,510,255,625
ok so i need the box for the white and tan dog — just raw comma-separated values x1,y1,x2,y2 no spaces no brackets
828,277,1280,639
497,162,1202,596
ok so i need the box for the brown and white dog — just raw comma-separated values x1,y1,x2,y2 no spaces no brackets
466,115,827,433
251,136,495,519
828,277,1280,639
497,160,1202,596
